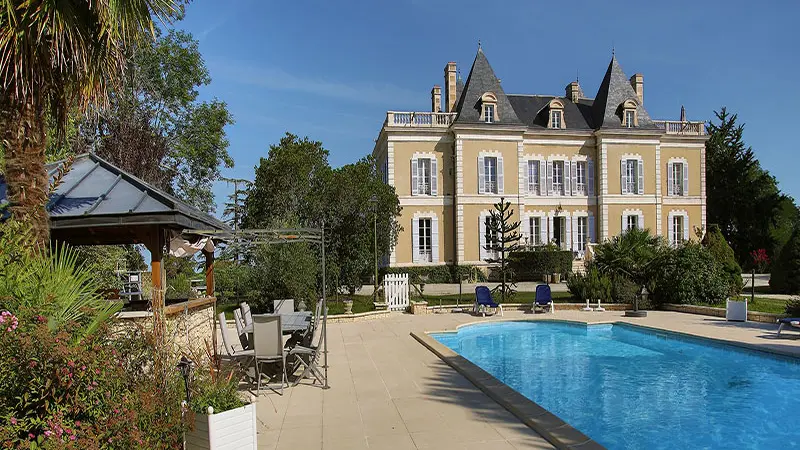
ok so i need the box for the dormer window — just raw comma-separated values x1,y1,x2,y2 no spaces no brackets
483,104,495,123
550,110,562,128
621,99,638,127
547,99,565,129
480,92,498,123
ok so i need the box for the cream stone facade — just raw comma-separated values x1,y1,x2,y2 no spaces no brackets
373,49,707,268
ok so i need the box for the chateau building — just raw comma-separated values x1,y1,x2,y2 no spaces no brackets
372,48,707,268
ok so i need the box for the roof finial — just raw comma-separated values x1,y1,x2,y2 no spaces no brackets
612,44,615,58
576,69,579,83
478,39,482,50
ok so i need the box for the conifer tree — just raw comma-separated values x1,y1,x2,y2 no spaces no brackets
483,197,522,302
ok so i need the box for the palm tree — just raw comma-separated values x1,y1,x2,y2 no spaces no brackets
593,228,666,305
0,0,179,246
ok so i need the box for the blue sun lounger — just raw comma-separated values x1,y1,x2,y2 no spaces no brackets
777,318,800,335
534,284,553,313
474,286,503,317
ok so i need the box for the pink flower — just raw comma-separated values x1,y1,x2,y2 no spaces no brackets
75,421,81,427
44,430,52,437
9,417,16,425
28,433,34,439
70,435,76,441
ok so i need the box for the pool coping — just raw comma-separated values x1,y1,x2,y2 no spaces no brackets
411,317,800,450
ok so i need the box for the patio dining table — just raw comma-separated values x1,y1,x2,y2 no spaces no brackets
245,312,312,334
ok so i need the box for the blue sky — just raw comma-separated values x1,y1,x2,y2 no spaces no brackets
176,0,800,216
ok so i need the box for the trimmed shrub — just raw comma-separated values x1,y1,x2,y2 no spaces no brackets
651,243,730,305
611,275,639,305
785,298,800,316
702,224,744,296
771,227,800,294
508,249,573,281
567,263,612,303
381,265,487,284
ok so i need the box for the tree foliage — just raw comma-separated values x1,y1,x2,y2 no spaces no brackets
0,0,181,246
771,226,800,294
705,108,798,268
483,198,521,302
701,224,744,296
243,133,401,296
244,133,331,228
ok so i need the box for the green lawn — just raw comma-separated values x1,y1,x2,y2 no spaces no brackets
696,296,790,315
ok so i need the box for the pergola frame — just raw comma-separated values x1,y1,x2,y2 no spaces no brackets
193,226,329,390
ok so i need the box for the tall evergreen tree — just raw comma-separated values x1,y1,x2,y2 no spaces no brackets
483,198,521,302
705,108,793,267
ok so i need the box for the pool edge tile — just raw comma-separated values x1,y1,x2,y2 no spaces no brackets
410,331,605,450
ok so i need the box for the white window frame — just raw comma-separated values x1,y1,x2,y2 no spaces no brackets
481,214,499,260
418,217,432,262
484,156,498,194
575,161,587,195
483,104,495,123
667,158,689,197
667,211,690,247
626,215,638,231
527,160,540,195
671,215,684,246
624,110,635,128
576,216,587,254
621,156,644,195
552,160,565,195
417,158,432,195
530,216,542,246
550,109,562,129
411,154,437,197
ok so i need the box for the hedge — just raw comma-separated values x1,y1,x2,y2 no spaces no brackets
381,265,487,284
508,250,573,281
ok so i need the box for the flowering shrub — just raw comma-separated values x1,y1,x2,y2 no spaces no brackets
0,314,185,449
0,311,18,332
750,248,770,274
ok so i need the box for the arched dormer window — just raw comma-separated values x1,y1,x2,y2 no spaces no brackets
547,99,565,129
620,99,638,128
480,92,498,123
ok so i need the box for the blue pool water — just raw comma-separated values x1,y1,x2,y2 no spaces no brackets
432,321,800,449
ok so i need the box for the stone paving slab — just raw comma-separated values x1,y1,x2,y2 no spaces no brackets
253,309,800,449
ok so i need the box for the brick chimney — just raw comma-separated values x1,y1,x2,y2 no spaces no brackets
565,81,583,103
630,74,644,104
443,62,457,112
431,85,442,112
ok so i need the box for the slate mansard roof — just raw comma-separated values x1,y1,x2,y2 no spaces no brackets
453,49,657,131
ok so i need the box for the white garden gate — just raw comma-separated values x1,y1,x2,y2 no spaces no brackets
383,273,409,311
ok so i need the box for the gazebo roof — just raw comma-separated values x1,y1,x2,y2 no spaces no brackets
1,153,229,244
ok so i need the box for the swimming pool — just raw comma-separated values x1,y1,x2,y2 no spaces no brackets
432,321,800,449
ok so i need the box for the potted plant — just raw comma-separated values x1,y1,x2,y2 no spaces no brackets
342,298,353,314
185,358,257,449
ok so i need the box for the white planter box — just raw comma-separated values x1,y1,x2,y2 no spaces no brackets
186,403,257,450
726,299,747,322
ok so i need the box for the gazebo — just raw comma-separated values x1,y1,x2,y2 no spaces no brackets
1,153,230,340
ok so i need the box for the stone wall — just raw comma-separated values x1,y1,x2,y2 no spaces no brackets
113,297,217,360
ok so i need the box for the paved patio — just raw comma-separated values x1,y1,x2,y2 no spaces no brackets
253,310,800,449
